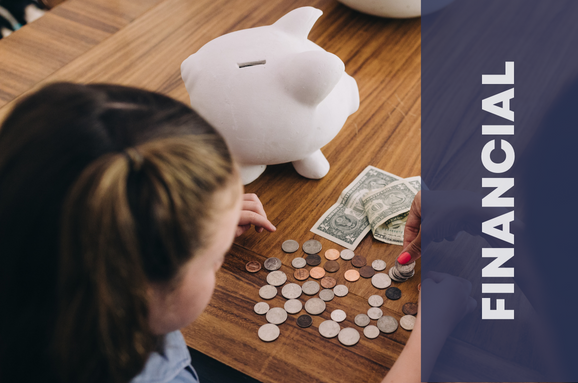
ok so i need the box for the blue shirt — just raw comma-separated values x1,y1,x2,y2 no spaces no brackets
130,331,199,383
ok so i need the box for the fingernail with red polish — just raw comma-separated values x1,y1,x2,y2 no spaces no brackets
398,252,411,265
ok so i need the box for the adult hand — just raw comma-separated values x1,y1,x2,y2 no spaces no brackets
398,191,422,264
236,193,276,237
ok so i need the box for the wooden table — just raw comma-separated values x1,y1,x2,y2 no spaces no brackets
0,0,421,382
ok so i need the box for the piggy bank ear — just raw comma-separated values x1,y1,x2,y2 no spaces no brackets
273,6,323,39
280,50,344,106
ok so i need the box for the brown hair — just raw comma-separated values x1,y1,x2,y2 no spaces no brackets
0,83,235,382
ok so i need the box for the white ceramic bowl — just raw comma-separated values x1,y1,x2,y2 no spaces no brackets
337,0,455,18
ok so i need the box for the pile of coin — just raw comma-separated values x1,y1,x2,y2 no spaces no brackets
389,259,416,282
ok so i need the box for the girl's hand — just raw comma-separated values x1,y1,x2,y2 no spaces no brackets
236,193,276,237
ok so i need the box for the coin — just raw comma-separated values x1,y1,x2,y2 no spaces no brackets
351,255,367,268
310,266,326,279
284,299,303,314
371,273,392,289
267,270,287,286
340,249,355,260
302,281,320,295
258,323,280,342
389,267,404,283
402,302,418,316
367,307,383,320
281,283,302,299
264,257,282,271
344,269,360,282
368,295,384,307
324,249,340,260
333,284,349,297
331,309,347,323
254,302,270,315
354,313,370,327
246,261,262,273
338,327,360,346
292,257,307,269
318,320,340,338
323,260,340,273
305,253,321,266
363,325,380,339
321,276,337,289
385,287,402,300
259,285,277,300
359,266,375,278
304,297,326,315
396,259,416,275
294,269,309,281
319,289,334,302
377,316,398,334
266,307,288,325
297,314,313,328
282,239,300,253
303,239,322,255
400,315,416,331
371,259,386,271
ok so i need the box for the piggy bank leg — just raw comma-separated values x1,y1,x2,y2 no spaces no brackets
292,150,330,179
239,164,267,185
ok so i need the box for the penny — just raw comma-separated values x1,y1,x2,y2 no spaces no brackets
351,255,367,268
324,249,340,260
318,320,340,338
400,315,416,331
377,316,398,334
305,253,321,266
323,260,340,273
333,284,349,297
259,285,277,300
267,270,287,286
292,257,307,269
363,325,380,339
304,297,326,315
359,265,375,278
284,299,303,315
338,327,360,346
402,302,418,316
297,314,313,328
371,273,392,289
319,289,334,302
258,323,280,342
331,309,347,323
385,287,402,300
245,261,261,273
302,281,320,295
303,239,322,255
282,239,300,253
264,257,282,271
372,259,386,271
310,266,326,279
344,269,360,282
266,307,288,325
294,268,309,281
367,307,383,320
354,314,370,327
321,276,337,289
340,249,355,260
368,295,384,307
281,283,302,299
254,302,270,315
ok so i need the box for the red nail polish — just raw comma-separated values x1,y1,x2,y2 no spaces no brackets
398,252,411,265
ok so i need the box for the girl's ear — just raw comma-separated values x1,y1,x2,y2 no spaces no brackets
272,6,322,39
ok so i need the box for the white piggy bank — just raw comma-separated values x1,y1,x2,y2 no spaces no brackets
181,7,359,185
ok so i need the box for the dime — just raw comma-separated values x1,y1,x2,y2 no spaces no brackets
400,315,416,331
245,261,261,273
310,266,326,279
267,270,287,286
284,299,303,315
338,327,360,346
305,254,321,266
305,297,326,315
323,260,340,273
385,287,402,300
321,276,337,289
331,309,347,323
258,323,280,342
363,325,380,339
351,255,367,268
282,239,300,253
259,285,277,300
254,302,270,315
371,273,392,289
344,269,360,282
319,289,335,302
303,239,322,255
340,249,355,260
264,257,282,271
368,295,384,307
367,307,383,320
266,307,288,325
281,283,302,299
377,316,398,334
402,302,418,316
354,313,370,327
359,266,375,278
294,269,309,281
297,314,313,328
292,257,307,269
333,284,349,297
371,259,386,271
302,281,320,295
318,320,340,338
325,249,340,260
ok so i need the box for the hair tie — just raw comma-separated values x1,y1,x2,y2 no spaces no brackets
124,147,144,172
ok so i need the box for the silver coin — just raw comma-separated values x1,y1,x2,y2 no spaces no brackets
303,239,322,255
266,307,288,325
291,257,307,269
363,325,380,339
333,284,349,297
259,285,277,300
372,259,386,271
389,267,406,282
282,239,300,253
340,249,355,260
396,259,416,274
367,307,383,320
319,289,335,302
377,315,398,334
338,327,360,346
281,283,302,299
354,314,371,327
264,257,282,271
368,295,384,307
304,297,326,315
400,315,416,331
267,270,287,286
371,273,392,289
318,320,340,338
284,299,303,314
331,309,347,323
302,281,320,295
258,323,280,342
254,302,270,315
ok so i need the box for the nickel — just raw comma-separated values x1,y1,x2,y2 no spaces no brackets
282,239,300,253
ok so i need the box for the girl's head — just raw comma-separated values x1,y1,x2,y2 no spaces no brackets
0,83,242,382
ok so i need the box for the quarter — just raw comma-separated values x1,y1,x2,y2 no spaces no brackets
281,283,302,299
258,323,280,342
305,297,326,315
302,281,320,295
266,307,288,325
377,316,398,334
259,285,277,300
371,273,392,289
284,299,303,315
267,270,287,286
338,327,360,346
318,320,340,338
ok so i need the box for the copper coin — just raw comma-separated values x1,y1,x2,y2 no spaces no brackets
344,269,360,282
323,260,340,273
310,267,326,279
297,314,313,328
245,261,261,273
324,249,340,261
386,287,402,300
359,265,375,278
403,302,418,316
351,255,367,268
305,253,321,266
294,269,309,281
321,276,337,289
